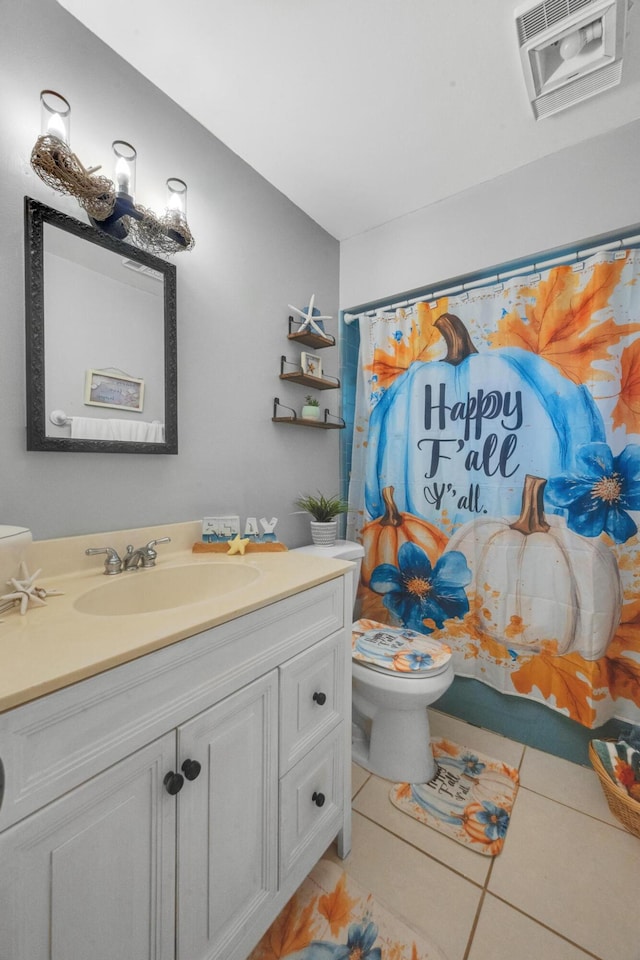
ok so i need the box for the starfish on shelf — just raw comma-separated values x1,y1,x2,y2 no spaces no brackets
288,293,332,336
0,561,64,617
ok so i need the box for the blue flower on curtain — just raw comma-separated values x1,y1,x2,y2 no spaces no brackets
369,542,471,633
546,442,640,543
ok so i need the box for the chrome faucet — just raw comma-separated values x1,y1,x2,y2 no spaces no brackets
86,537,171,574
122,537,171,571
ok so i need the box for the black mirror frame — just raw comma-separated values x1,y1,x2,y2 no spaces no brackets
24,196,178,454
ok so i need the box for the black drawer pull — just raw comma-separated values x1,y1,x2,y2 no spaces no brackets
312,691,327,705
312,791,326,808
181,758,202,781
163,771,184,795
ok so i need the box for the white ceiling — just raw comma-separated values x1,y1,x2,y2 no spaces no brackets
57,0,640,241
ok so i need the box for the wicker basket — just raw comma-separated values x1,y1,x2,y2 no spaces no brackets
589,740,640,839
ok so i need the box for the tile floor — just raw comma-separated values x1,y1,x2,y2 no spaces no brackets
326,709,640,960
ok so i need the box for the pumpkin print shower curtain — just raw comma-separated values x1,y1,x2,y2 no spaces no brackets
347,250,640,728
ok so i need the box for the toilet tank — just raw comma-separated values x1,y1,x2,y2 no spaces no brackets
293,540,364,610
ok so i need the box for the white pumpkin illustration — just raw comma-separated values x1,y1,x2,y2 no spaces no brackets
446,475,622,659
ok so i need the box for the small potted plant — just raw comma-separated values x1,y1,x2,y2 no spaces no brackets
301,395,321,421
295,491,349,546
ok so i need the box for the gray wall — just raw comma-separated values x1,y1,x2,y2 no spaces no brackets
340,119,640,309
1,0,340,543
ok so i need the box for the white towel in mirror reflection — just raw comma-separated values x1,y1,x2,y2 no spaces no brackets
69,418,165,442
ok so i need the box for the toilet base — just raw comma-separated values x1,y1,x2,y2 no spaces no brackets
351,659,454,783
351,708,437,783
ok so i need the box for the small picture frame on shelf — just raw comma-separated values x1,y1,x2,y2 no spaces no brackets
300,352,322,379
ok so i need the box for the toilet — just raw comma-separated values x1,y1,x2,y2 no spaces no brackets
293,540,454,783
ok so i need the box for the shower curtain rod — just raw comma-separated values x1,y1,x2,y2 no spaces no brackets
342,224,640,323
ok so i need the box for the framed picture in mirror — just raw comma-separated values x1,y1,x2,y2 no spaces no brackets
85,370,145,412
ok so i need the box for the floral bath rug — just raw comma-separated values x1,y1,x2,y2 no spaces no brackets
247,857,448,960
390,739,520,856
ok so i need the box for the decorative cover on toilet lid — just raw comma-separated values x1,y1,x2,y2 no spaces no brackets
352,619,452,675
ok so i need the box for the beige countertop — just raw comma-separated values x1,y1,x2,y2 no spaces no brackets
0,521,352,714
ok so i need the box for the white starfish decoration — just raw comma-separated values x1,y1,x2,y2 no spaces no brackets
288,293,332,336
0,561,64,617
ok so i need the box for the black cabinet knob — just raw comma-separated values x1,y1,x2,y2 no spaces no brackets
181,758,202,781
163,771,184,795
312,791,326,808
312,691,327,705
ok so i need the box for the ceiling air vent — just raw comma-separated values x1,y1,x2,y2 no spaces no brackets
515,0,628,119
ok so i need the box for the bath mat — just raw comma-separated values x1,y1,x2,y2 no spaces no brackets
390,739,519,856
247,857,448,960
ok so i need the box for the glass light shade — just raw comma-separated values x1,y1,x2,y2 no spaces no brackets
40,90,70,144
166,178,188,224
112,140,137,198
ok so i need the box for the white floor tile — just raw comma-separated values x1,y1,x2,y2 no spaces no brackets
428,709,526,770
353,773,492,886
327,811,481,960
519,745,621,827
351,762,370,798
489,787,640,959
468,893,597,960
337,716,640,960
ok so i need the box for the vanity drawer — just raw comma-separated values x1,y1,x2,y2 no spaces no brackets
279,724,344,883
279,632,345,776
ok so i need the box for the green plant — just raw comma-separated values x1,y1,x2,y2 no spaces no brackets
295,491,349,522
304,395,320,407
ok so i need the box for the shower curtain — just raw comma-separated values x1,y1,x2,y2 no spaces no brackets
347,249,640,729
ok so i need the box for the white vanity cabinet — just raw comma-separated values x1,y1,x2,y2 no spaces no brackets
0,572,352,960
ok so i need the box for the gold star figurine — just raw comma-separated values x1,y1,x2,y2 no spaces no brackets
226,535,250,556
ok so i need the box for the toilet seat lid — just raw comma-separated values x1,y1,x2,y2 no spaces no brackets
352,619,452,677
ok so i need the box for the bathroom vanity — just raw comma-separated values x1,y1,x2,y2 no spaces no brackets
0,525,353,960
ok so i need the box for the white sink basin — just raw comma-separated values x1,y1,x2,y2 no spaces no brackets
73,562,260,616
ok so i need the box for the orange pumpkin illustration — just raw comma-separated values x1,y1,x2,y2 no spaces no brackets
361,486,448,586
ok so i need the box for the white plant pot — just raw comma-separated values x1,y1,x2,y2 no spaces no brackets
302,405,321,420
310,520,338,546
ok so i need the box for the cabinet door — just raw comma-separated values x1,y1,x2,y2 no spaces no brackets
0,733,176,960
176,671,278,960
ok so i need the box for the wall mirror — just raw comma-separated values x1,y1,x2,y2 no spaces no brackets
24,197,178,454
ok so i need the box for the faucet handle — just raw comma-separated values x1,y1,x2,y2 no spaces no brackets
146,537,171,550
141,536,171,567
85,546,122,575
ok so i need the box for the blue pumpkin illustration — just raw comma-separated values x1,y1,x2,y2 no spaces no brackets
365,313,606,530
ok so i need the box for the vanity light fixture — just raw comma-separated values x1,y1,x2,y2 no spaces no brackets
30,90,194,255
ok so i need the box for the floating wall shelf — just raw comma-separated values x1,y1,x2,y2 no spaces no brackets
273,315,343,429
287,316,335,349
279,356,340,391
272,398,345,430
